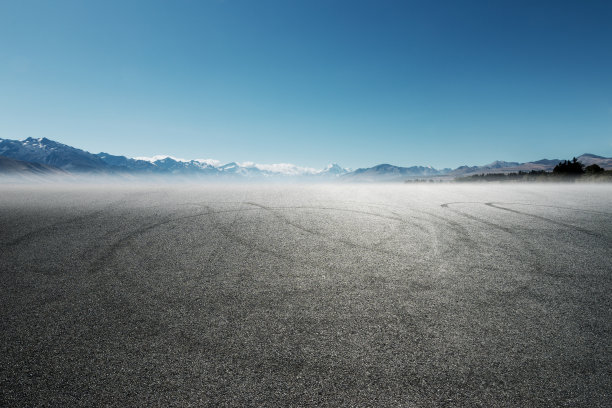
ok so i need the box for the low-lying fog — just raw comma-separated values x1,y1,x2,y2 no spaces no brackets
1,183,610,406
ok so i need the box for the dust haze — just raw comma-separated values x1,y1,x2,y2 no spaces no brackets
1,182,611,406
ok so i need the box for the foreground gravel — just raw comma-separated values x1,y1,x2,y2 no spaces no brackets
0,183,611,407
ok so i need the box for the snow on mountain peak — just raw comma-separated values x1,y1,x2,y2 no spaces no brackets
236,162,319,176
2,137,353,177
321,163,349,174
133,155,190,163
194,158,221,167
129,153,344,176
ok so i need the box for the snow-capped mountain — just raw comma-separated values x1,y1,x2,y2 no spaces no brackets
217,162,348,177
0,137,350,178
320,163,348,176
117,154,350,178
97,153,219,174
0,137,109,172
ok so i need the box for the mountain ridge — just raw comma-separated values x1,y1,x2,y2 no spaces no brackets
0,137,350,178
1,137,610,181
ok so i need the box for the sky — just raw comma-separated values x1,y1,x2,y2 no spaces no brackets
1,0,611,169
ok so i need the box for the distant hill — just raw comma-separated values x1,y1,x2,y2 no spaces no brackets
576,154,612,168
447,154,611,177
342,164,446,182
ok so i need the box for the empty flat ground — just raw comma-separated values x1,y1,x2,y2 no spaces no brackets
0,183,611,407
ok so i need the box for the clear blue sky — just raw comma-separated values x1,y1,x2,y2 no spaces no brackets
1,0,611,169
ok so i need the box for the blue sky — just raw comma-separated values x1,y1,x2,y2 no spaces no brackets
1,0,611,169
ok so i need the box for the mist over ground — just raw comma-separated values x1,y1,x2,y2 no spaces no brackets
1,183,610,406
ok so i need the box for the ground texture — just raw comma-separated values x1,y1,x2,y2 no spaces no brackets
0,184,611,407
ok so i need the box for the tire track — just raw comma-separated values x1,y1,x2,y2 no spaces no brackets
88,207,260,273
243,202,424,255
87,201,480,286
3,207,109,248
275,200,473,251
440,202,513,234
485,202,605,239
356,201,482,264
330,200,482,256
324,201,486,279
1,195,135,248
246,202,447,265
440,202,586,280
202,206,342,274
201,201,248,272
95,202,436,277
490,202,612,216
184,201,435,262
443,201,550,280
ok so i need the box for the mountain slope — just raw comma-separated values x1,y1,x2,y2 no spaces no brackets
0,155,66,174
95,152,158,172
0,138,109,172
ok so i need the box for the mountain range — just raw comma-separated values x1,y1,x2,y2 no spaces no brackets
1,137,611,181
0,137,350,179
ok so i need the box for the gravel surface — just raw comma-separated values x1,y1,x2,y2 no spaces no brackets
1,183,611,407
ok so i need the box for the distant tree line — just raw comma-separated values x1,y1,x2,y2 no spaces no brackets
455,158,610,182
552,157,605,175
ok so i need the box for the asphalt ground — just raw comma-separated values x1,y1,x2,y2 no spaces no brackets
0,183,611,407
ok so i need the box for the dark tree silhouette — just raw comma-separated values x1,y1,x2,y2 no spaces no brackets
553,157,585,175
585,164,604,174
